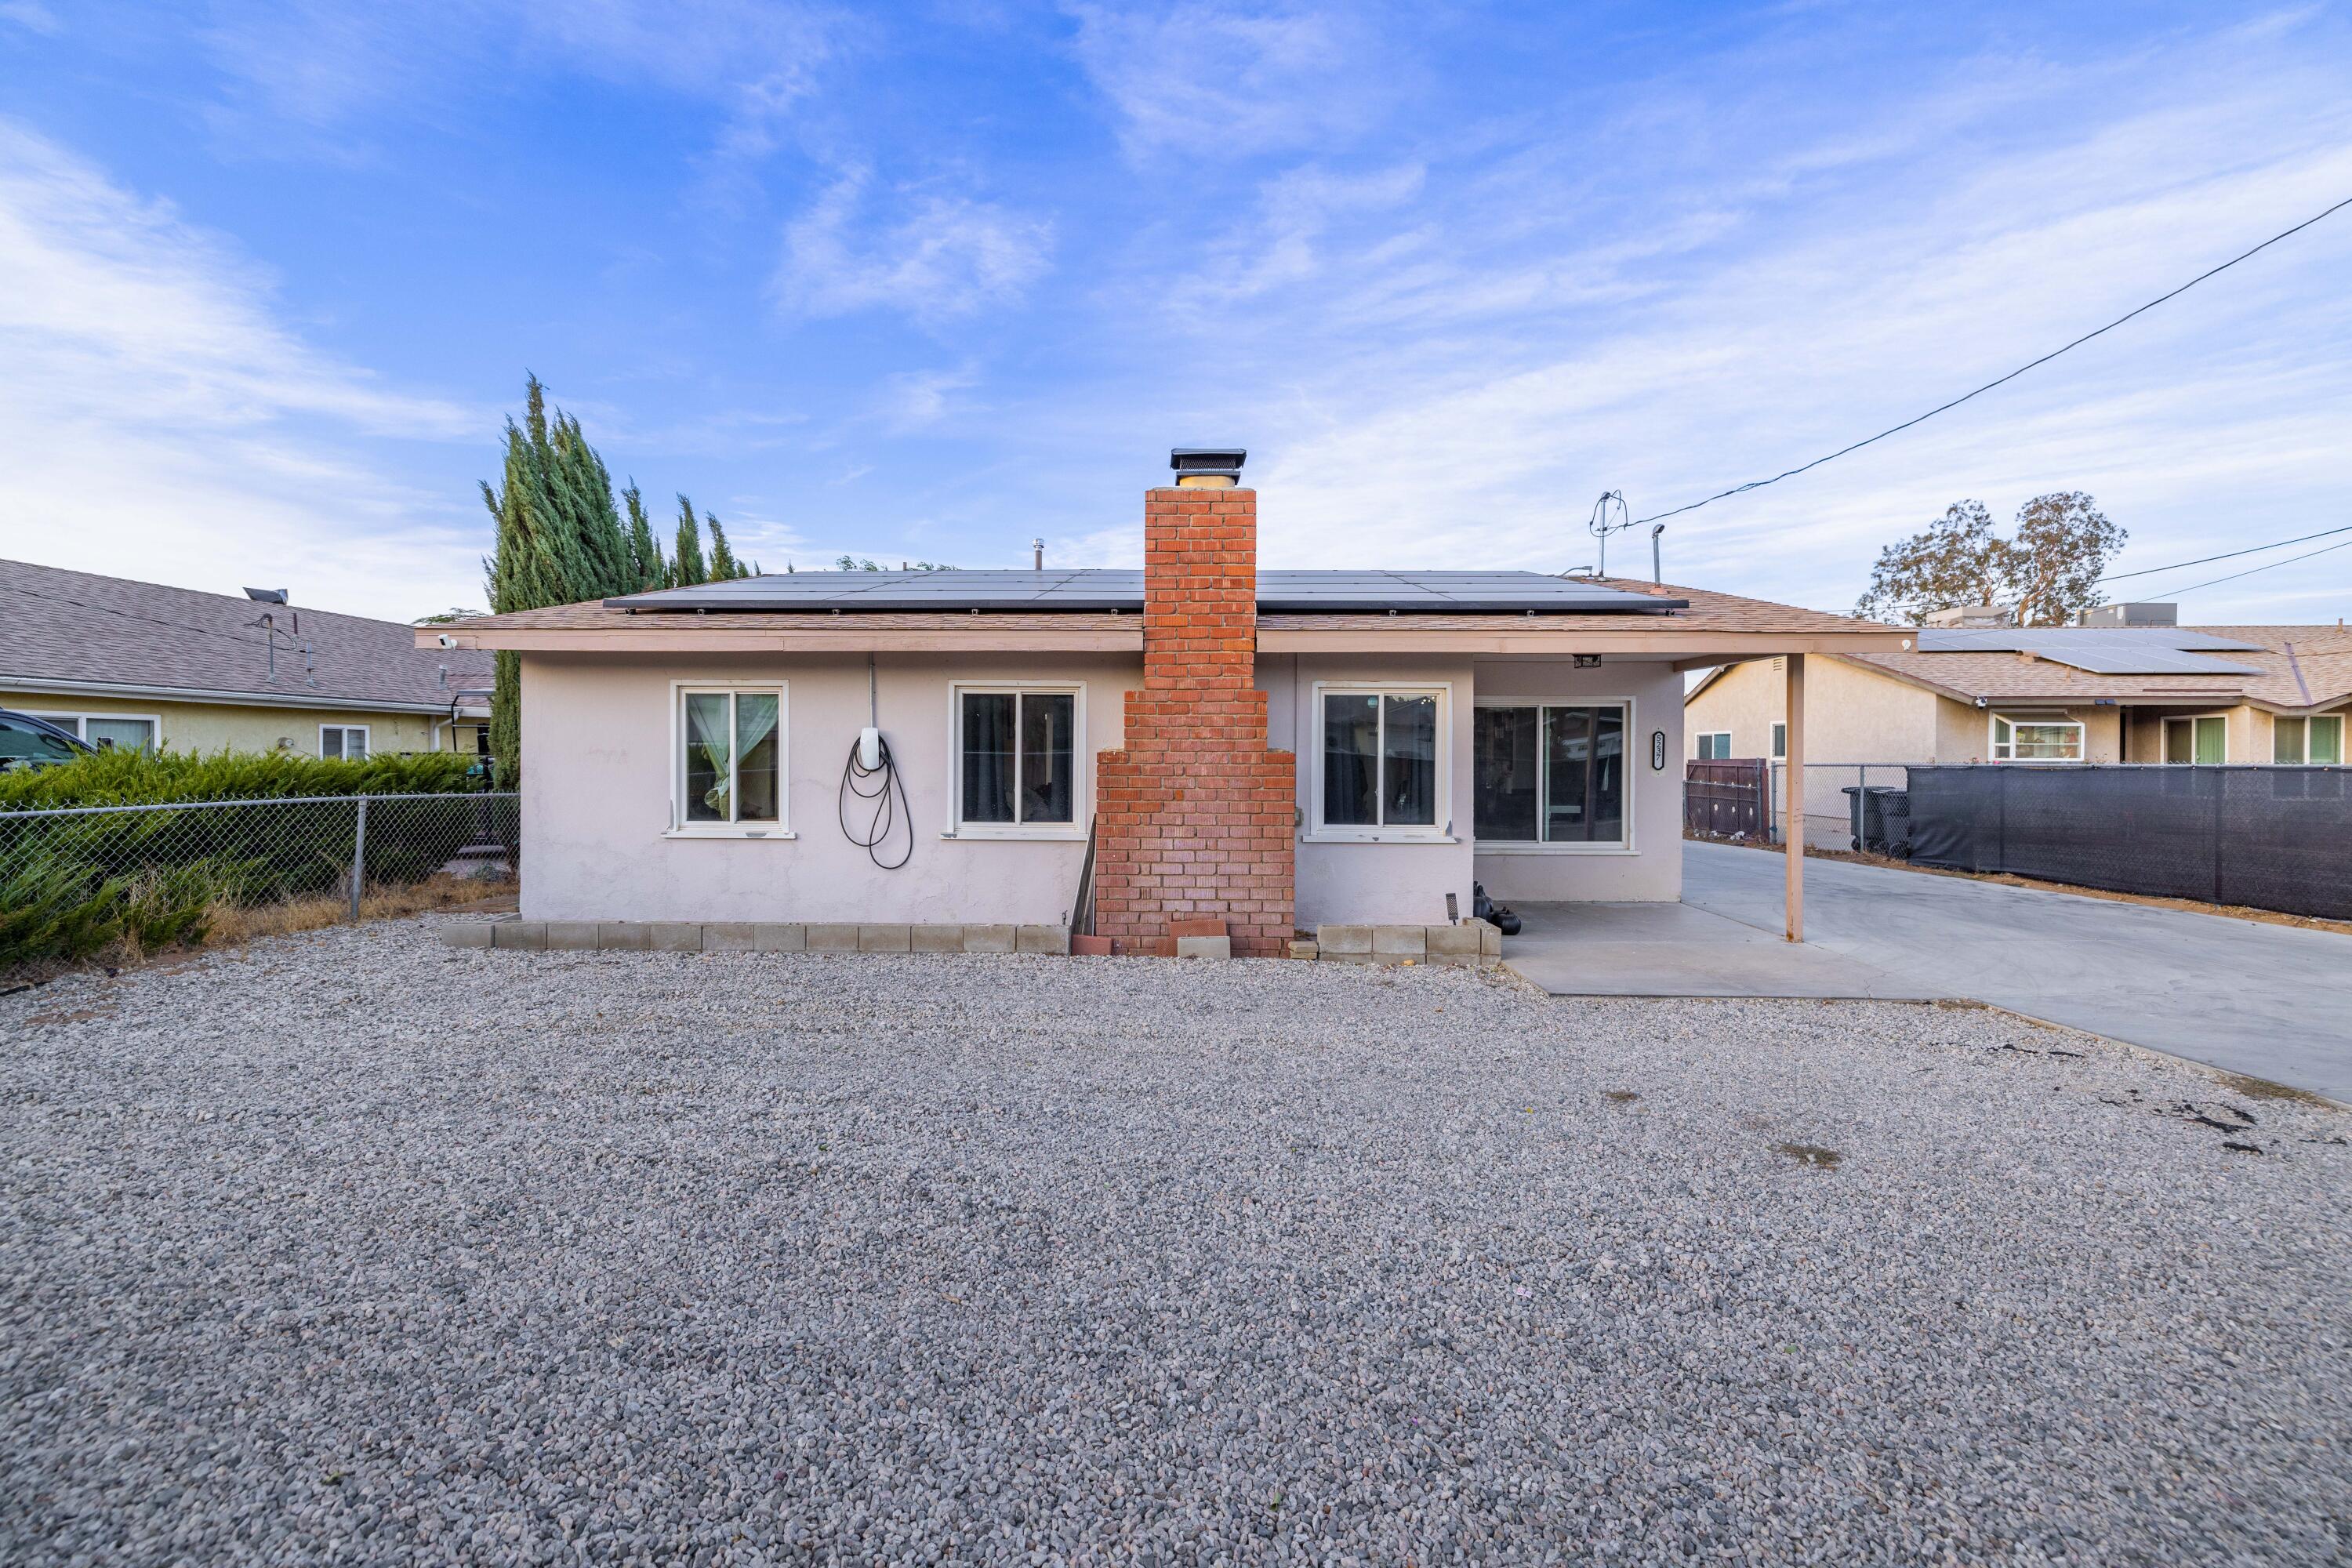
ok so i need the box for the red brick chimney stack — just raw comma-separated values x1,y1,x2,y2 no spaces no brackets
1090,451,1296,956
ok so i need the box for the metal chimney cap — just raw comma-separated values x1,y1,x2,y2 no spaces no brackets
244,586,289,604
1169,447,1246,487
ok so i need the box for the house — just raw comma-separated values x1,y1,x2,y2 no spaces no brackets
1686,602,2352,845
0,558,493,758
423,449,1908,952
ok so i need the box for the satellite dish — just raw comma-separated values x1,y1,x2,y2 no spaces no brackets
244,587,289,604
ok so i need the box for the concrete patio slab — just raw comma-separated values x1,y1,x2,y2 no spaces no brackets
1504,898,1944,1000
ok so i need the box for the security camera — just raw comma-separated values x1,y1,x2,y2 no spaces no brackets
437,633,456,648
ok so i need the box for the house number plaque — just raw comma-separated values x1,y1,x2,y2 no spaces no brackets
1650,730,1667,770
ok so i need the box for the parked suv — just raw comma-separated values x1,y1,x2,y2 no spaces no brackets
0,710,96,772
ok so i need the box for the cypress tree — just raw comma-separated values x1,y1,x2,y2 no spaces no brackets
480,375,629,785
671,495,710,587
707,514,746,580
622,483,666,590
552,412,633,594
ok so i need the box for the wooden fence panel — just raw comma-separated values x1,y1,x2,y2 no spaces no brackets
1686,759,1768,837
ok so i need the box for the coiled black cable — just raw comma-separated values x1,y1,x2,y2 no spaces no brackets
839,732,913,869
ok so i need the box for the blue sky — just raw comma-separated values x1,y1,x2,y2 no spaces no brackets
2,2,2348,624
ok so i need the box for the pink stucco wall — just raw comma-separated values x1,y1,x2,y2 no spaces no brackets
518,652,1138,925
518,649,1689,927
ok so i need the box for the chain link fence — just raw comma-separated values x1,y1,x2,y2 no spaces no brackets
1,793,518,966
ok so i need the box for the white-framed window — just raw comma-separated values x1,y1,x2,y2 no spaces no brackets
2163,714,2228,765
1989,713,2084,763
320,724,370,760
1473,699,1632,850
670,684,788,837
948,682,1084,839
1693,731,1732,761
1770,721,1788,759
2273,713,2344,765
1311,683,1450,840
23,713,160,753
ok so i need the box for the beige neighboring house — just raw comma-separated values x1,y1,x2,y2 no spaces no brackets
0,558,493,759
1686,603,2352,844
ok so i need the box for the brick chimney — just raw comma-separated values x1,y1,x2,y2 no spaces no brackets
1091,450,1296,956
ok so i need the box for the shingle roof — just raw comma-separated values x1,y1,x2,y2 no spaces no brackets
0,558,495,713
1836,624,2352,712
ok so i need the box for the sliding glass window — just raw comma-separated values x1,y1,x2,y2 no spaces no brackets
1472,704,1628,846
956,687,1079,831
1319,690,1442,832
677,687,784,830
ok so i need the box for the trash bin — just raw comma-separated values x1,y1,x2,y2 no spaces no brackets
1841,786,1912,855
1867,787,1911,858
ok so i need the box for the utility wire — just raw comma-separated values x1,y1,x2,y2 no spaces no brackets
2095,522,2352,583
2163,533,2352,598
1635,193,2352,527
0,583,277,650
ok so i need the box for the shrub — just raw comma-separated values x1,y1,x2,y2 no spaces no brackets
0,748,478,810
0,753,510,969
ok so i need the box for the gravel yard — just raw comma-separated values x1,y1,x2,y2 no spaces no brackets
5,920,2350,1566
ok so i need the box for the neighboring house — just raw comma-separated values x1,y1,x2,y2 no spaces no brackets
1686,603,2352,844
427,448,1906,951
0,558,493,758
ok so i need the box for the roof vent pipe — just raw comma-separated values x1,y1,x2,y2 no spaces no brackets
1170,447,1246,488
1033,538,1044,572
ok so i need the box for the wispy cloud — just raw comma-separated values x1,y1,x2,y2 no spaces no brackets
0,120,482,615
1065,2,1396,161
875,364,981,432
1,1,60,34
775,167,1052,322
1079,18,2352,623
197,0,841,157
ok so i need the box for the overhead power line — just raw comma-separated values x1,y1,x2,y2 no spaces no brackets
2096,522,2352,583
0,582,275,650
2164,533,2352,598
1634,192,2352,527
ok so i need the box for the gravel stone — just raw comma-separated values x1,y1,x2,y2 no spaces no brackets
4,917,2349,1565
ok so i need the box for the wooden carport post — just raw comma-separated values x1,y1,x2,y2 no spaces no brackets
1784,653,1804,942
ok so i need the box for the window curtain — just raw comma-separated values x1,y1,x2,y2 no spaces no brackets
1323,695,1381,826
962,693,1017,823
1473,707,1540,840
686,693,733,820
734,693,780,822
1381,695,1437,826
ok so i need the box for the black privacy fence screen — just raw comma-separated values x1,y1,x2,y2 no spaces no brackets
1900,765,2352,920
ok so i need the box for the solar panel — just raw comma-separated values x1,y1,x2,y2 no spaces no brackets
605,569,1683,615
1919,628,2262,653
2031,648,2266,676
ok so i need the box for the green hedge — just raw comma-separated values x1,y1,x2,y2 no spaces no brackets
0,748,478,810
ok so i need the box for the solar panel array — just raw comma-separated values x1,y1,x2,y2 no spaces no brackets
605,568,1684,615
1917,626,2267,676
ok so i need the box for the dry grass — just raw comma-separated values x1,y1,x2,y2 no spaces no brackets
1,875,517,993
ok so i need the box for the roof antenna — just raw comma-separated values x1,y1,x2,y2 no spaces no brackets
1588,492,1633,578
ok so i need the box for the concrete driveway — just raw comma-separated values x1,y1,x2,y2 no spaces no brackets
1693,842,2352,1100
1509,841,2352,1102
